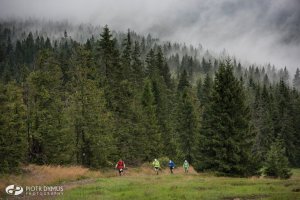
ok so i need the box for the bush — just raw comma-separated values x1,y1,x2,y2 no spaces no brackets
261,139,292,179
158,157,170,169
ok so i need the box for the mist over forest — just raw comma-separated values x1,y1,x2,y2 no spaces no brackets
1,0,299,72
0,0,300,179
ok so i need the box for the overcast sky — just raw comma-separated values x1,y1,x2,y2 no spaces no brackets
0,0,299,71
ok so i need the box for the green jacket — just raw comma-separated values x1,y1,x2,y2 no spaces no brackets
152,160,160,168
183,161,189,169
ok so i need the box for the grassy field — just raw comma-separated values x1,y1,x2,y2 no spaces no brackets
1,165,299,199
58,168,300,200
0,164,101,198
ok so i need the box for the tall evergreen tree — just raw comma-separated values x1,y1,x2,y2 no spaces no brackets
131,41,144,84
0,82,27,173
251,85,274,164
198,74,213,107
141,79,162,161
293,68,300,90
176,88,198,163
145,49,157,79
121,30,132,80
26,50,73,164
98,25,121,110
177,70,190,92
67,47,116,167
197,60,254,176
274,80,297,165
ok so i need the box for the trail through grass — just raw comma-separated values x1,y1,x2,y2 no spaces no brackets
58,168,300,200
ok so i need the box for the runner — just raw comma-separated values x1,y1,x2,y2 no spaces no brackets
183,160,189,173
169,160,175,174
115,159,126,176
152,159,161,175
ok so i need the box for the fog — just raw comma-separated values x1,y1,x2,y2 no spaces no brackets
0,0,299,71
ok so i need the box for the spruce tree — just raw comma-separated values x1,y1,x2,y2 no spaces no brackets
121,30,132,80
67,47,116,167
251,85,274,164
176,88,198,163
155,46,172,88
263,139,292,179
0,82,27,173
26,50,73,164
293,68,300,90
198,74,213,107
131,41,144,84
141,79,162,161
145,49,157,78
177,70,190,92
98,25,121,110
197,60,253,176
274,80,297,165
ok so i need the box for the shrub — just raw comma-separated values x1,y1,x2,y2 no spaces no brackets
158,157,170,169
261,139,292,179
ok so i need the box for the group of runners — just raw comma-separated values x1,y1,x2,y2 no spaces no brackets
115,159,190,176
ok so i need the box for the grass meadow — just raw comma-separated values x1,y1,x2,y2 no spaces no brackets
1,165,299,199
58,167,300,200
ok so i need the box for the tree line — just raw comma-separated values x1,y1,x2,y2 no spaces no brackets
1,23,300,178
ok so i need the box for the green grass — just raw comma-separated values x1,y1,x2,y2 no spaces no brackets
58,169,300,200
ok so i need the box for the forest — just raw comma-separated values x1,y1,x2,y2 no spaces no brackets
1,20,300,178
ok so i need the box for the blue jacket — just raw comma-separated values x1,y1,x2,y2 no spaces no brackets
169,160,175,168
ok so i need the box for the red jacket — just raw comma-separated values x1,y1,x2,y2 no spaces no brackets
116,161,125,169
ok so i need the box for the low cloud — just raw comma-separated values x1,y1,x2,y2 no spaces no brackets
0,0,299,71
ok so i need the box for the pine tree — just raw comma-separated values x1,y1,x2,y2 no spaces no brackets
279,67,289,83
141,79,162,161
197,60,253,176
98,25,115,80
291,93,300,166
274,80,297,165
145,49,157,78
121,30,132,80
196,77,203,101
151,77,175,158
26,50,73,164
198,74,213,107
0,82,27,173
262,139,292,179
24,32,35,64
251,85,274,164
67,46,116,167
176,88,198,163
177,70,190,92
131,41,144,84
293,68,300,90
45,37,52,49
98,25,121,110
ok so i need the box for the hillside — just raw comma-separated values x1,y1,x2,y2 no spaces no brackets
1,20,300,178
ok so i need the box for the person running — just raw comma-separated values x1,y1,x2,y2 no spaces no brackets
115,159,126,176
169,160,175,174
152,159,160,175
183,160,189,173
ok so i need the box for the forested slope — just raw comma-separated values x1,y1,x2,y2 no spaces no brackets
1,21,300,177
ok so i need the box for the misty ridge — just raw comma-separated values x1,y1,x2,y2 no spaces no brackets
0,18,298,86
0,0,299,73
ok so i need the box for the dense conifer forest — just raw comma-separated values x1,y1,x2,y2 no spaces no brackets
1,20,300,178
